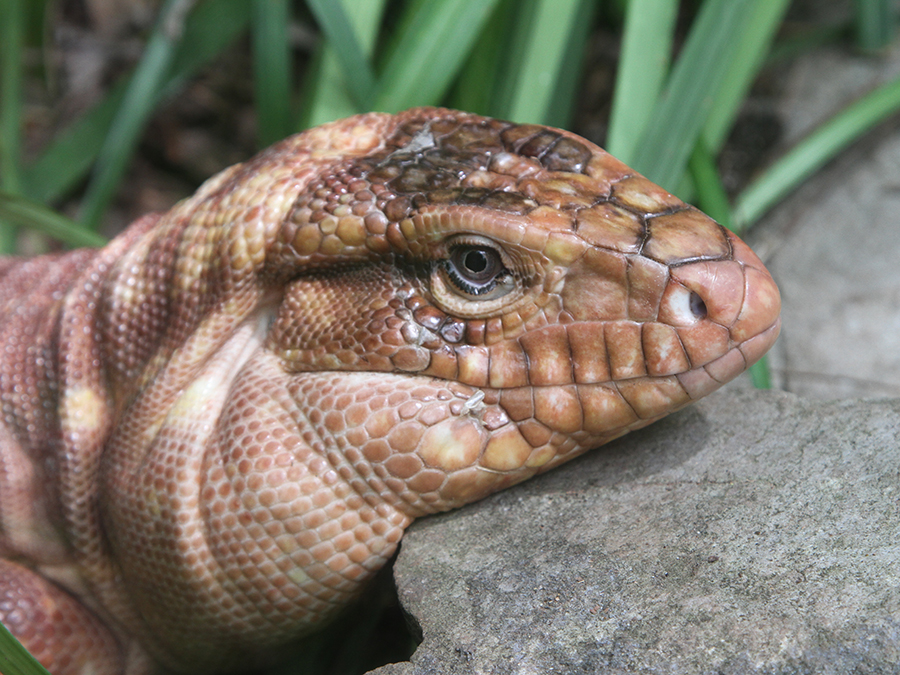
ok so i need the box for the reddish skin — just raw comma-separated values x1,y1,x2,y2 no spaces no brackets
0,108,780,674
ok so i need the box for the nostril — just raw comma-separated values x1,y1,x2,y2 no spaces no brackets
689,291,707,319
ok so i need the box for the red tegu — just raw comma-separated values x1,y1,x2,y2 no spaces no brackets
0,108,780,674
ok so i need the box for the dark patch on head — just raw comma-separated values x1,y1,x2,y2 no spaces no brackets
407,188,538,215
390,165,458,193
480,191,537,214
440,122,508,155
499,124,545,151
517,130,562,160
501,124,591,174
354,112,595,218
542,137,592,173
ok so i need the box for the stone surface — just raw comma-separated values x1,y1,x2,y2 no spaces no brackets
756,40,900,398
368,390,900,674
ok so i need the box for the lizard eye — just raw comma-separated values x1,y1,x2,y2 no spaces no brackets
441,243,514,300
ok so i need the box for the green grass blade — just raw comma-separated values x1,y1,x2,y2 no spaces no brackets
22,0,250,206
373,0,500,113
305,0,378,109
630,0,756,190
606,0,677,162
540,0,596,128
0,191,106,248
734,74,900,229
449,0,510,116
701,0,791,153
0,621,51,675
299,0,387,128
502,0,588,125
750,357,772,389
0,0,25,252
472,0,542,119
688,140,733,229
252,0,294,145
78,0,194,229
854,0,895,51
1,0,24,196
22,83,127,205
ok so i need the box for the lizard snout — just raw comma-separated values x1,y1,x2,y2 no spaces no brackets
659,231,781,398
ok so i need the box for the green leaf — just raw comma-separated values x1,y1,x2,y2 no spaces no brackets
372,0,500,112
0,0,26,252
750,357,772,389
540,0,596,129
606,0,678,162
0,0,24,196
854,0,896,52
630,0,757,190
502,0,590,125
734,73,900,229
77,0,195,229
21,0,251,206
0,191,107,248
701,0,791,153
688,140,733,230
305,0,378,110
252,0,294,145
449,0,510,116
299,0,387,128
0,620,52,675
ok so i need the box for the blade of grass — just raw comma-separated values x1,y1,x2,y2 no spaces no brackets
78,0,196,229
0,0,25,252
452,0,593,127
734,74,900,229
1,0,23,195
449,0,510,116
372,0,500,113
630,0,757,190
0,191,106,248
21,0,251,205
502,0,588,125
252,0,294,145
541,0,596,128
688,140,733,228
299,0,387,128
305,0,378,110
606,0,678,163
0,620,52,675
465,0,541,119
854,0,895,52
749,358,772,389
701,0,791,153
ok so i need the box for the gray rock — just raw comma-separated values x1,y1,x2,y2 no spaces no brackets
754,41,900,399
368,390,900,674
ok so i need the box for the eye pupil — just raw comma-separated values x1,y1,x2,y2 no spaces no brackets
440,243,511,298
463,250,488,274
450,245,500,285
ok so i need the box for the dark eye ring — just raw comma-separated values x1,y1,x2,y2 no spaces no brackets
441,244,511,298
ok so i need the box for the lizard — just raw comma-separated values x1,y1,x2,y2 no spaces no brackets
0,107,781,675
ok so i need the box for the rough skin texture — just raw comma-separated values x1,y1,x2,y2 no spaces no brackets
0,108,780,674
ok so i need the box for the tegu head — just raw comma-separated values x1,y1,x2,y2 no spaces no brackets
117,107,779,516
224,108,780,505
